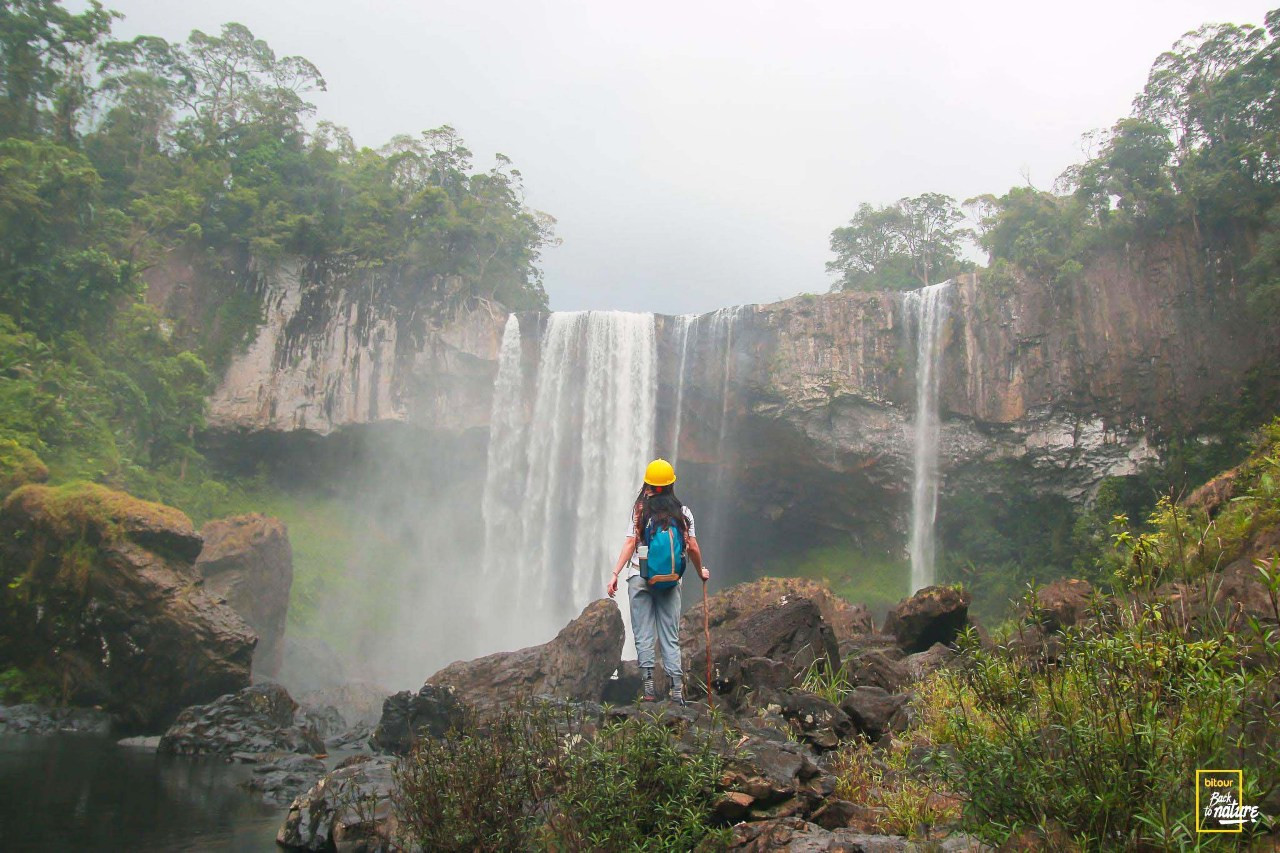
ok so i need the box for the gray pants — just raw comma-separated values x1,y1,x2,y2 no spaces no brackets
627,575,682,678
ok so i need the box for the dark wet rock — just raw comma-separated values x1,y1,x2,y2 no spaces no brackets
1029,578,1095,633
715,790,757,823
682,577,873,649
158,682,323,757
725,734,821,806
371,683,467,755
905,642,955,680
301,703,346,740
883,585,972,653
845,648,910,693
684,597,841,705
602,660,648,704
0,483,255,730
326,721,374,752
246,752,327,805
0,703,113,735
730,818,838,851
781,690,853,750
810,799,880,831
839,687,910,741
196,514,293,679
427,598,625,716
277,754,398,852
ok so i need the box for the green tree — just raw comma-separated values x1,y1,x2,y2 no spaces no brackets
0,137,132,336
0,0,115,140
828,193,969,291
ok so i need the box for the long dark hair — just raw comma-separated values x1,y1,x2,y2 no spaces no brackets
633,483,688,540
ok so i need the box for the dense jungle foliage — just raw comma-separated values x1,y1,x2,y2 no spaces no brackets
0,0,554,515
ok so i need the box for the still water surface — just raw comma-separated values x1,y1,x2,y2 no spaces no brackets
0,734,283,851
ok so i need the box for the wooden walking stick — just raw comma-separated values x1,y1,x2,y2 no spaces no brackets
702,569,712,706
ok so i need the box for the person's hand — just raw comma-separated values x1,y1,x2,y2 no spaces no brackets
607,574,619,598
699,565,710,582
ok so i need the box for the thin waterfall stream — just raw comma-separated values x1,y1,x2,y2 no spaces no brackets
904,281,953,593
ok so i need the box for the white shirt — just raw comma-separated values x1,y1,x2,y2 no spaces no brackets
622,505,696,580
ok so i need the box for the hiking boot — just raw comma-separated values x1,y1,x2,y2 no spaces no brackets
669,676,685,706
641,667,656,702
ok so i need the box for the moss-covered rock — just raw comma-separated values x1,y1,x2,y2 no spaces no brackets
0,439,48,499
0,482,255,731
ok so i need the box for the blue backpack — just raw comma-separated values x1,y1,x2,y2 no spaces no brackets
640,517,686,590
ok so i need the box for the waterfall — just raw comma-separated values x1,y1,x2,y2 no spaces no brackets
481,311,656,651
903,281,953,593
669,315,695,469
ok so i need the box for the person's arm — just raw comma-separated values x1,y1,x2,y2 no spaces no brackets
687,535,709,581
606,536,637,598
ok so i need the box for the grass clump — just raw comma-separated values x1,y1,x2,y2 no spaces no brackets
391,701,732,852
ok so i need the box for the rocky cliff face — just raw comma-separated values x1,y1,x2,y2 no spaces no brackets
203,260,507,436
198,241,1274,547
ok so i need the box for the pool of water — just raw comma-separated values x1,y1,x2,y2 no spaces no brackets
0,734,285,851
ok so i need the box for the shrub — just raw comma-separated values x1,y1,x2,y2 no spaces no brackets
555,713,732,851
392,701,572,852
391,701,732,852
932,593,1279,848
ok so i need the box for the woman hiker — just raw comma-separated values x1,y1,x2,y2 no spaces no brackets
606,458,709,705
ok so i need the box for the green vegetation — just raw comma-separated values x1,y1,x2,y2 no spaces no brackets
822,421,1280,848
0,0,554,538
762,543,907,618
391,701,732,852
827,193,972,292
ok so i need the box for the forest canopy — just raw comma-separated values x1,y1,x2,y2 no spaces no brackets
0,0,555,510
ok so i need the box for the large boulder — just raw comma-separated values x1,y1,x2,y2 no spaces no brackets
277,755,398,851
882,585,972,653
839,687,910,741
158,682,323,756
0,483,255,730
371,684,467,755
681,577,873,649
683,596,841,704
427,598,624,715
196,514,293,678
1029,578,1095,633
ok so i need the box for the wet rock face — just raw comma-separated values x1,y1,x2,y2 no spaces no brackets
681,577,873,649
205,262,508,435
883,585,972,653
371,684,467,755
426,598,625,716
197,514,292,679
682,596,841,704
0,704,113,736
158,682,323,757
277,754,399,852
0,483,255,731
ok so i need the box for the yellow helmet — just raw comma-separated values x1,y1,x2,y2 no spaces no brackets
643,458,676,487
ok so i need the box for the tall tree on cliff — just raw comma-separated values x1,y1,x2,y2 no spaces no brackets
828,193,970,291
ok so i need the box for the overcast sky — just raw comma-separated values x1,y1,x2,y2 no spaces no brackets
77,1,1274,313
